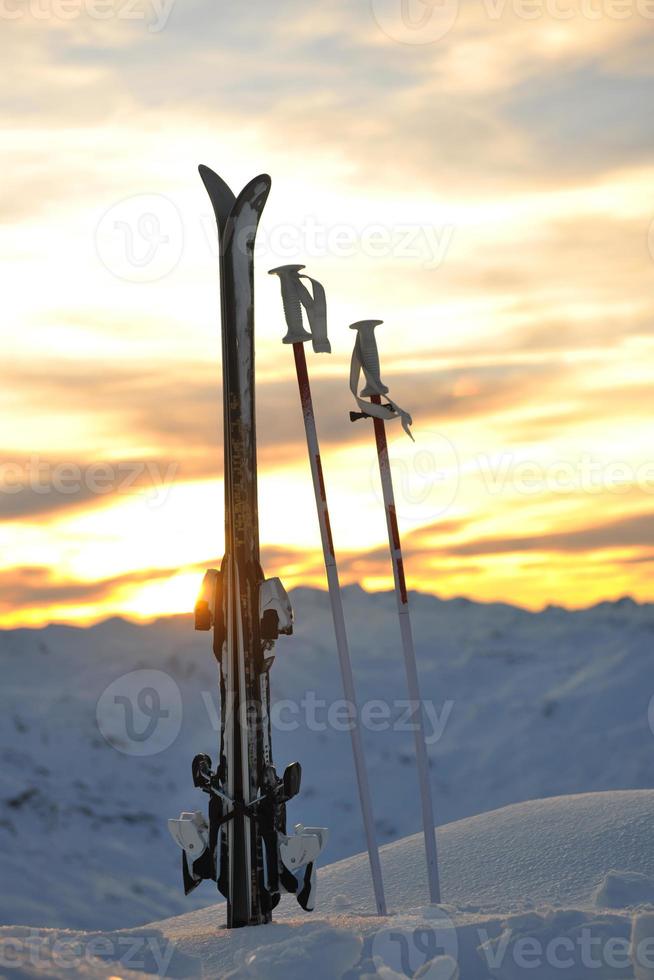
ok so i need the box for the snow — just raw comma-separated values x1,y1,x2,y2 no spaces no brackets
1,791,654,978
2,588,654,932
1,588,654,976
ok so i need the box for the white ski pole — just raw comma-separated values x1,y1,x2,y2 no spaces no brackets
349,320,442,905
269,266,387,917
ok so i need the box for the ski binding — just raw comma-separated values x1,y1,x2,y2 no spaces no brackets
169,755,328,911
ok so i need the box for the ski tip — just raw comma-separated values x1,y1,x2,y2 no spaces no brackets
234,173,272,214
198,166,237,235
198,163,218,185
250,173,273,201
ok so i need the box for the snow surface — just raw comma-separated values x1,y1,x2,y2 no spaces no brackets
1,791,653,978
1,588,654,931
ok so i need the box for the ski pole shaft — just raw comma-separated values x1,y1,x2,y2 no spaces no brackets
370,393,442,905
293,343,387,916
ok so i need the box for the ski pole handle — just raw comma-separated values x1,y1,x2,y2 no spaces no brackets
270,264,312,344
269,264,331,353
349,320,414,440
269,265,313,344
349,320,389,396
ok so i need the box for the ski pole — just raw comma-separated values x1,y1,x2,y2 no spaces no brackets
349,320,442,905
269,265,388,917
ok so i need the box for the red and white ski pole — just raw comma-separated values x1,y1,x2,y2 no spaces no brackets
349,320,442,905
269,266,387,917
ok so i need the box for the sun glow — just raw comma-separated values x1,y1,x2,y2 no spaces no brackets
3,14,654,626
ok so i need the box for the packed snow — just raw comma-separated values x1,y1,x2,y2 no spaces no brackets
2,588,654,976
1,791,654,978
1,587,653,932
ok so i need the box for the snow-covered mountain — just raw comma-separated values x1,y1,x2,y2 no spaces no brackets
2,791,654,978
1,587,653,932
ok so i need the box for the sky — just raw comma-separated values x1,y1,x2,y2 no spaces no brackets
2,0,654,626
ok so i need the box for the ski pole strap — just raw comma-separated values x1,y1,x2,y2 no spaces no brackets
269,264,331,353
349,320,414,440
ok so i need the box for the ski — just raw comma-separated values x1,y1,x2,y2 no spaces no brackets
169,167,327,928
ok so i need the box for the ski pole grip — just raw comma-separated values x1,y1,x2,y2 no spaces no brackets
269,265,313,344
349,320,389,396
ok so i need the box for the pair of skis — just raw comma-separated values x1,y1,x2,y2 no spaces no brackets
269,267,442,913
168,170,327,928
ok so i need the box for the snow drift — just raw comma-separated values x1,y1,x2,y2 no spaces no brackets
1,588,653,930
2,791,654,978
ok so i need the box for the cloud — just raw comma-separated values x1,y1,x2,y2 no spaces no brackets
3,0,654,623
442,509,654,556
3,352,571,455
1,1,651,196
0,563,177,613
0,454,188,522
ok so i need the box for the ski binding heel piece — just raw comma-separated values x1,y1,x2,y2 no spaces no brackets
260,577,293,640
278,824,329,912
280,824,328,869
168,811,209,861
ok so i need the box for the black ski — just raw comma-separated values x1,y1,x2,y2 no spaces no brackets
168,167,327,929
206,168,271,927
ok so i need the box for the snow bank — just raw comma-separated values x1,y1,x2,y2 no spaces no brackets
0,791,654,980
3,590,654,930
145,792,654,978
307,790,654,915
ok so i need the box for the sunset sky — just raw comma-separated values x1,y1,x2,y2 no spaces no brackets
2,1,654,626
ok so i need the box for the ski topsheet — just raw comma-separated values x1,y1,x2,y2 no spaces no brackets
168,167,327,928
213,170,271,927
